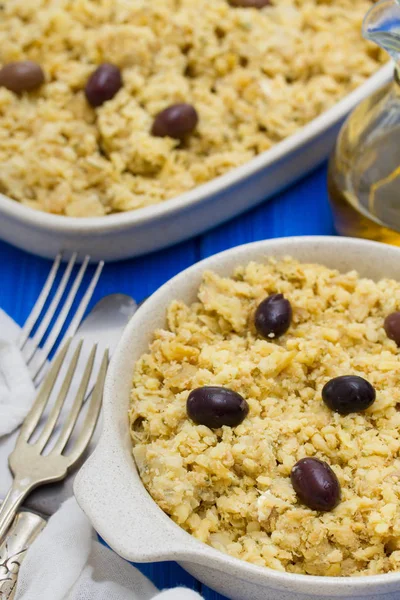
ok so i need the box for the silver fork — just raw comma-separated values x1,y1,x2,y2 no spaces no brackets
0,338,108,542
18,253,104,385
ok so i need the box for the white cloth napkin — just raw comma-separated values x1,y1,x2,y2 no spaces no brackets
0,310,203,600
15,497,202,600
0,310,35,436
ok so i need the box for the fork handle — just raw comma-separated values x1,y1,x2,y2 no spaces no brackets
0,479,34,543
0,511,46,599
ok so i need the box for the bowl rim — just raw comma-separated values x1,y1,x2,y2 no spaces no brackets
0,63,392,233
77,235,400,593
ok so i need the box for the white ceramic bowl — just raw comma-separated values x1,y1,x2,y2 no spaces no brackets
75,236,400,600
0,64,392,262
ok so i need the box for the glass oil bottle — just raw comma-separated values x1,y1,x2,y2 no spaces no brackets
328,0,400,245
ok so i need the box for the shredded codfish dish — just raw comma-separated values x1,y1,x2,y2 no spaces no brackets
130,258,400,576
0,0,385,216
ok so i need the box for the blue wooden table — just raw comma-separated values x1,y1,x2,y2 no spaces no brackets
0,162,334,599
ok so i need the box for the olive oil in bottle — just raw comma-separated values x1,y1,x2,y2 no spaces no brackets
328,0,400,245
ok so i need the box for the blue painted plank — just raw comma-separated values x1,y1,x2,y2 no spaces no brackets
0,241,53,325
99,538,201,593
0,237,198,325
99,238,200,304
200,588,230,600
199,163,334,259
134,561,202,594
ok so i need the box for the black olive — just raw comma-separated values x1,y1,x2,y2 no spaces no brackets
291,457,341,512
0,61,45,93
85,63,122,107
384,311,400,346
229,0,271,6
254,293,292,339
151,103,198,139
187,386,249,428
322,375,376,415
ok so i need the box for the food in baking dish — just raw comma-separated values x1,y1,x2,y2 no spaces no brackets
0,0,385,216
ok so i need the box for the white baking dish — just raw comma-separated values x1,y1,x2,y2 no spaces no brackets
0,64,392,262
75,235,400,600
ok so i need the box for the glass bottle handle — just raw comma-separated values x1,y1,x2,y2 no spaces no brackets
363,0,400,66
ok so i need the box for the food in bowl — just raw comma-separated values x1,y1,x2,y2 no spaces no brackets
129,257,400,577
0,0,385,217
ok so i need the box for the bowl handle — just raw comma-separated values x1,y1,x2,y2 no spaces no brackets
74,437,203,563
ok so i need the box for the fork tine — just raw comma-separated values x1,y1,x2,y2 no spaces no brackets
55,260,105,353
65,349,108,465
17,339,72,443
17,253,62,351
22,253,77,364
28,256,102,382
33,340,84,453
51,344,97,455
